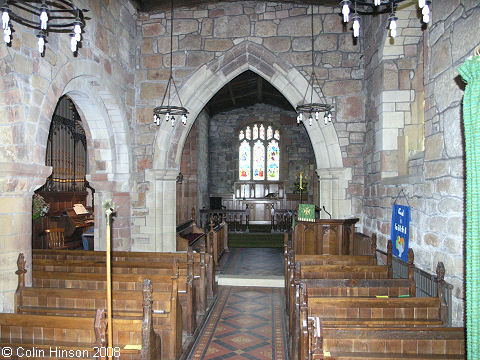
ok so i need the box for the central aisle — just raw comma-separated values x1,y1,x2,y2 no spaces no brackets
188,287,287,360
187,248,287,359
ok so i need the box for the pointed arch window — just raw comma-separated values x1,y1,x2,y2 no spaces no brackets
238,123,280,181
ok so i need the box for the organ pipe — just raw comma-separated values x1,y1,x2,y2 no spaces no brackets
45,96,87,192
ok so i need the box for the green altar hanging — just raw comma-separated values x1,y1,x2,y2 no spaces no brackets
458,51,480,359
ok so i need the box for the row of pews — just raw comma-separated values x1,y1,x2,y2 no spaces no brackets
285,232,465,359
0,242,217,360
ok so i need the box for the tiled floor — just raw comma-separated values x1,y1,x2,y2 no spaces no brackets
188,287,287,360
188,248,287,360
222,248,284,276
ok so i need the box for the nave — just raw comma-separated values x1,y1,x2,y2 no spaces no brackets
188,248,287,360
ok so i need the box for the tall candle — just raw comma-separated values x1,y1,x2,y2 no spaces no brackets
299,172,303,189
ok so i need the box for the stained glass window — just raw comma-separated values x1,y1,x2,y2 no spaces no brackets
259,124,265,140
267,126,273,140
239,123,280,182
253,140,265,180
239,140,251,180
267,140,280,180
253,124,258,140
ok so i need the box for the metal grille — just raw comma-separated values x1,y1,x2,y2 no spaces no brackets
377,251,453,326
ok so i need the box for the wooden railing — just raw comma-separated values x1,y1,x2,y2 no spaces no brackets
199,208,249,232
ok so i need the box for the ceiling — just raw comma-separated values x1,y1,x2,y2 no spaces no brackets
135,0,340,12
204,70,295,116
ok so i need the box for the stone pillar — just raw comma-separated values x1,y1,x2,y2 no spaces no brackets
87,175,132,252
0,163,51,312
316,167,352,219
145,169,178,252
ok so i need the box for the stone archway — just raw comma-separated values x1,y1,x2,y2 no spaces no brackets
0,60,133,312
144,41,349,252
33,62,134,252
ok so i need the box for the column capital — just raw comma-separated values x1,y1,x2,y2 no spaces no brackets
146,168,179,182
316,167,352,180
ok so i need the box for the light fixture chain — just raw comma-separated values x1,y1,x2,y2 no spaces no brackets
170,0,174,77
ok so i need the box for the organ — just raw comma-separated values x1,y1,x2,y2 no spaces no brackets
32,96,94,249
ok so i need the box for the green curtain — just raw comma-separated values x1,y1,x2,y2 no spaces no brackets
458,55,480,358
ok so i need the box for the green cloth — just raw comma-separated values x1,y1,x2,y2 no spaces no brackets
458,55,480,358
298,204,315,222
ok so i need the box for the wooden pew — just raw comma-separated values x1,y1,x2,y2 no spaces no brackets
176,208,205,251
33,246,215,312
14,254,170,359
311,322,465,359
0,311,113,360
290,260,462,360
206,218,229,265
32,258,197,338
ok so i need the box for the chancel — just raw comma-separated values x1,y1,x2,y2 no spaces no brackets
0,0,478,359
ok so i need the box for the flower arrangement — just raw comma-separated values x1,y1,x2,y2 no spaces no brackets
32,194,49,221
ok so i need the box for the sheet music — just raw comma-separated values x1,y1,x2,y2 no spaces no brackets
73,203,89,215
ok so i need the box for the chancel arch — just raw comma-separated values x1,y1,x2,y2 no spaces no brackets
147,41,350,252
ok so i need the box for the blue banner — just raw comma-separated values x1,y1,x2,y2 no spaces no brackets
390,204,410,262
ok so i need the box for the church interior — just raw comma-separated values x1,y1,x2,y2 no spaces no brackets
0,0,478,358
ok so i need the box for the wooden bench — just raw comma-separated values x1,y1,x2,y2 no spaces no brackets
32,247,215,331
176,209,205,251
310,323,465,359
0,312,111,360
288,255,462,360
292,284,460,360
14,254,168,359
32,258,197,337
206,218,229,265
303,278,413,298
3,280,162,359
33,247,216,305
298,263,391,279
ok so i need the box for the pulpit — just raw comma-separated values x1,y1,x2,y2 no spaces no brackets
293,218,359,255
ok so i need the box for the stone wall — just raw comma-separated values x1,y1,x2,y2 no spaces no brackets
208,103,316,198
0,0,137,311
362,0,479,326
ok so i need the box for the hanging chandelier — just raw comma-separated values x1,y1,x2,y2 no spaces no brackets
153,0,188,127
1,0,86,56
296,5,333,126
340,0,431,39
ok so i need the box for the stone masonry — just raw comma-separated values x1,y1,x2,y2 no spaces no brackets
361,0,479,326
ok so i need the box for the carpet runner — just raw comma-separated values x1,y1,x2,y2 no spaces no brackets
188,287,287,360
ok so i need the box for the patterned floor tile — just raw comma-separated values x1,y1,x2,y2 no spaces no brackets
188,287,287,360
223,248,284,276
